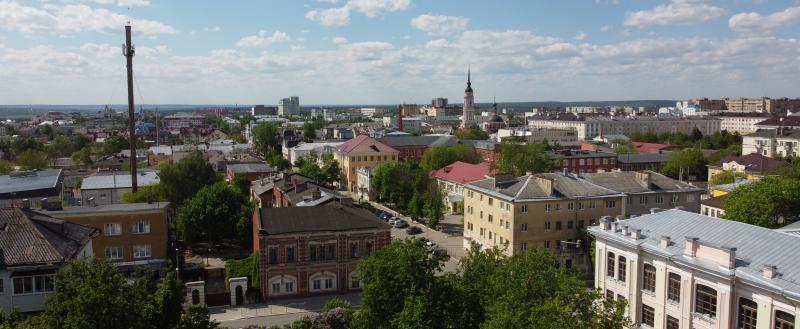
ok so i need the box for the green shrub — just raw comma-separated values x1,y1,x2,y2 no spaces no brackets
224,252,260,291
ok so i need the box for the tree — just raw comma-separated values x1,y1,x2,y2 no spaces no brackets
0,159,13,175
610,139,636,154
709,170,748,186
16,150,48,170
145,272,185,329
493,142,555,176
231,173,252,196
690,126,704,141
420,144,482,171
10,136,43,157
303,122,318,140
175,305,219,329
252,123,280,155
422,183,444,228
102,136,130,155
159,151,221,205
724,177,800,228
177,182,249,245
453,125,489,140
50,135,73,157
321,154,341,186
121,184,165,203
71,146,94,165
660,148,708,181
266,149,291,172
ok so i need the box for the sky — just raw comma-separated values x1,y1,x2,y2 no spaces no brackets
0,0,798,105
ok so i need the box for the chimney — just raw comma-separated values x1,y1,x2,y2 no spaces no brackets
635,171,651,188
622,225,630,236
562,168,569,176
534,176,554,197
599,216,612,230
684,237,699,257
611,221,619,232
660,236,671,248
312,188,322,200
21,199,30,210
762,264,778,279
631,228,642,240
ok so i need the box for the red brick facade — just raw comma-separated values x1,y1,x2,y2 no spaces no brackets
257,229,391,301
553,151,617,173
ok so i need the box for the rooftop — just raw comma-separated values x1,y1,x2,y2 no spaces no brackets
378,135,459,148
707,153,787,173
590,209,800,298
747,129,800,139
40,202,170,215
0,169,63,198
468,172,622,201
631,142,679,154
227,163,273,174
616,153,671,164
430,161,491,184
578,171,700,194
336,135,399,154
0,207,97,268
81,171,160,190
754,116,800,127
256,204,391,235
700,194,728,209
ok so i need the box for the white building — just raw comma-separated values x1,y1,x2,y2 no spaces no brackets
278,96,300,116
80,171,160,205
355,167,374,201
742,129,800,158
382,116,423,134
590,209,800,329
358,108,384,117
526,113,721,140
284,141,345,164
163,114,205,128
496,127,580,146
716,114,771,135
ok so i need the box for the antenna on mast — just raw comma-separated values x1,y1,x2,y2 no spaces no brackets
123,24,138,192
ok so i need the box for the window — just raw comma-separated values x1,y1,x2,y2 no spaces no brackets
310,245,317,261
272,282,281,294
546,204,552,212
695,284,717,318
132,220,150,234
269,247,278,264
544,221,551,230
488,232,492,239
656,196,664,204
350,242,358,258
606,290,613,300
286,246,295,262
488,198,493,206
556,204,561,211
639,196,648,204
366,241,374,255
313,279,321,290
133,245,151,258
105,246,123,260
555,221,562,230
641,304,655,327
480,211,483,219
104,223,121,236
505,221,510,229
607,252,615,277
544,240,550,249
775,310,795,329
667,273,681,302
324,278,333,289
567,202,574,210
606,200,616,209
672,194,679,204
578,220,585,228
577,202,584,210
666,316,679,329
567,221,574,229
506,204,510,212
738,298,758,329
13,275,54,295
521,242,527,251
642,264,656,293
520,223,528,231
617,294,626,304
521,205,528,213
285,282,294,293
590,201,596,209
617,256,626,282
0,278,3,294
488,215,493,223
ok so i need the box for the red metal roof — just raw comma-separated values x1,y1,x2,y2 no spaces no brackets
336,135,399,154
429,161,491,184
631,142,679,154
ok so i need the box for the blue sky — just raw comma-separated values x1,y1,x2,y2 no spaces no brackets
0,0,798,105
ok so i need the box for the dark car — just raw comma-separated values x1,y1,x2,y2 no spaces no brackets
406,226,422,235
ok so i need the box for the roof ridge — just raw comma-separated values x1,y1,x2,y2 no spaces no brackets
514,176,533,199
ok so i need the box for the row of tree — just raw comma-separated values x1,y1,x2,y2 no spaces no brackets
0,259,218,329
371,162,445,227
629,129,742,150
276,240,629,329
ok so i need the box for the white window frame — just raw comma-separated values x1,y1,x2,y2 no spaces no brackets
104,223,122,236
133,245,152,258
12,275,54,295
105,246,123,260
132,220,150,234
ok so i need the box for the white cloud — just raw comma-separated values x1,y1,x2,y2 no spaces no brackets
575,31,587,40
410,14,469,35
624,0,725,28
332,37,348,44
117,0,149,7
729,6,800,33
236,30,291,48
0,2,174,36
305,7,350,27
306,0,411,27
600,25,611,32
318,0,340,3
204,26,221,33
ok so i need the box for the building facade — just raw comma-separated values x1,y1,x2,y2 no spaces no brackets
591,209,800,329
430,161,490,213
333,135,399,193
527,114,721,140
43,203,171,274
742,129,800,158
716,113,771,135
497,127,580,147
378,135,459,161
706,153,787,183
163,115,206,128
253,206,391,301
80,171,160,205
579,171,703,214
278,96,300,116
0,169,64,208
551,149,618,173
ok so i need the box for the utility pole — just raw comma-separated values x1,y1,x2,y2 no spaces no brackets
123,24,138,192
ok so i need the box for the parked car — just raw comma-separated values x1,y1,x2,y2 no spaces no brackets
393,220,409,228
425,241,437,253
432,248,448,258
406,226,422,235
375,210,385,218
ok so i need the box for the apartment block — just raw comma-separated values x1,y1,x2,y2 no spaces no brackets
590,209,799,329
742,129,800,158
526,113,721,140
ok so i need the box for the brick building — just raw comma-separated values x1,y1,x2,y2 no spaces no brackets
378,135,459,161
252,205,391,301
550,149,618,173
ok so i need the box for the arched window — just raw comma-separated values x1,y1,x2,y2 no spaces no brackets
268,275,298,296
606,252,615,278
191,289,200,305
694,284,717,318
349,271,361,290
309,272,337,292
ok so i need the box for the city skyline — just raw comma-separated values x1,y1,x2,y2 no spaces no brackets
0,0,799,105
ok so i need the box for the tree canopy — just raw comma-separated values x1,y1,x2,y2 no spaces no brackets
724,177,800,228
493,142,555,176
453,125,489,140
252,123,281,155
16,150,49,170
660,148,708,181
420,144,482,171
371,162,444,225
708,170,748,186
177,181,250,245
159,151,221,206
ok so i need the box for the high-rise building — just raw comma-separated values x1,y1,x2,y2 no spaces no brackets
461,69,475,129
278,96,300,116
432,97,448,108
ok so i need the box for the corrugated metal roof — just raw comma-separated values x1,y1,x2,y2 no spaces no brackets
0,169,63,195
579,171,701,194
80,171,160,190
468,172,622,201
590,209,800,297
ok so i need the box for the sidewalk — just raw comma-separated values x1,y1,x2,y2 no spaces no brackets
209,292,360,323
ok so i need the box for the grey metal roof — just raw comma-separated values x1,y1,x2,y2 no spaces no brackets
80,171,160,190
578,171,701,194
710,179,755,192
379,135,459,147
0,208,97,268
0,169,63,196
589,209,800,297
41,202,170,215
616,153,671,164
468,172,622,201
257,205,391,235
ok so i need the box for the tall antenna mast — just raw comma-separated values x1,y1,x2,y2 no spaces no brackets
123,24,138,192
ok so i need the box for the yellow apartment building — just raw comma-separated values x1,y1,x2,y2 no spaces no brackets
333,135,399,194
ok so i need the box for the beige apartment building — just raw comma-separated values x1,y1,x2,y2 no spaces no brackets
715,113,771,135
742,129,800,158
591,210,800,329
333,135,399,193
496,127,580,147
526,114,720,140
692,97,800,114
